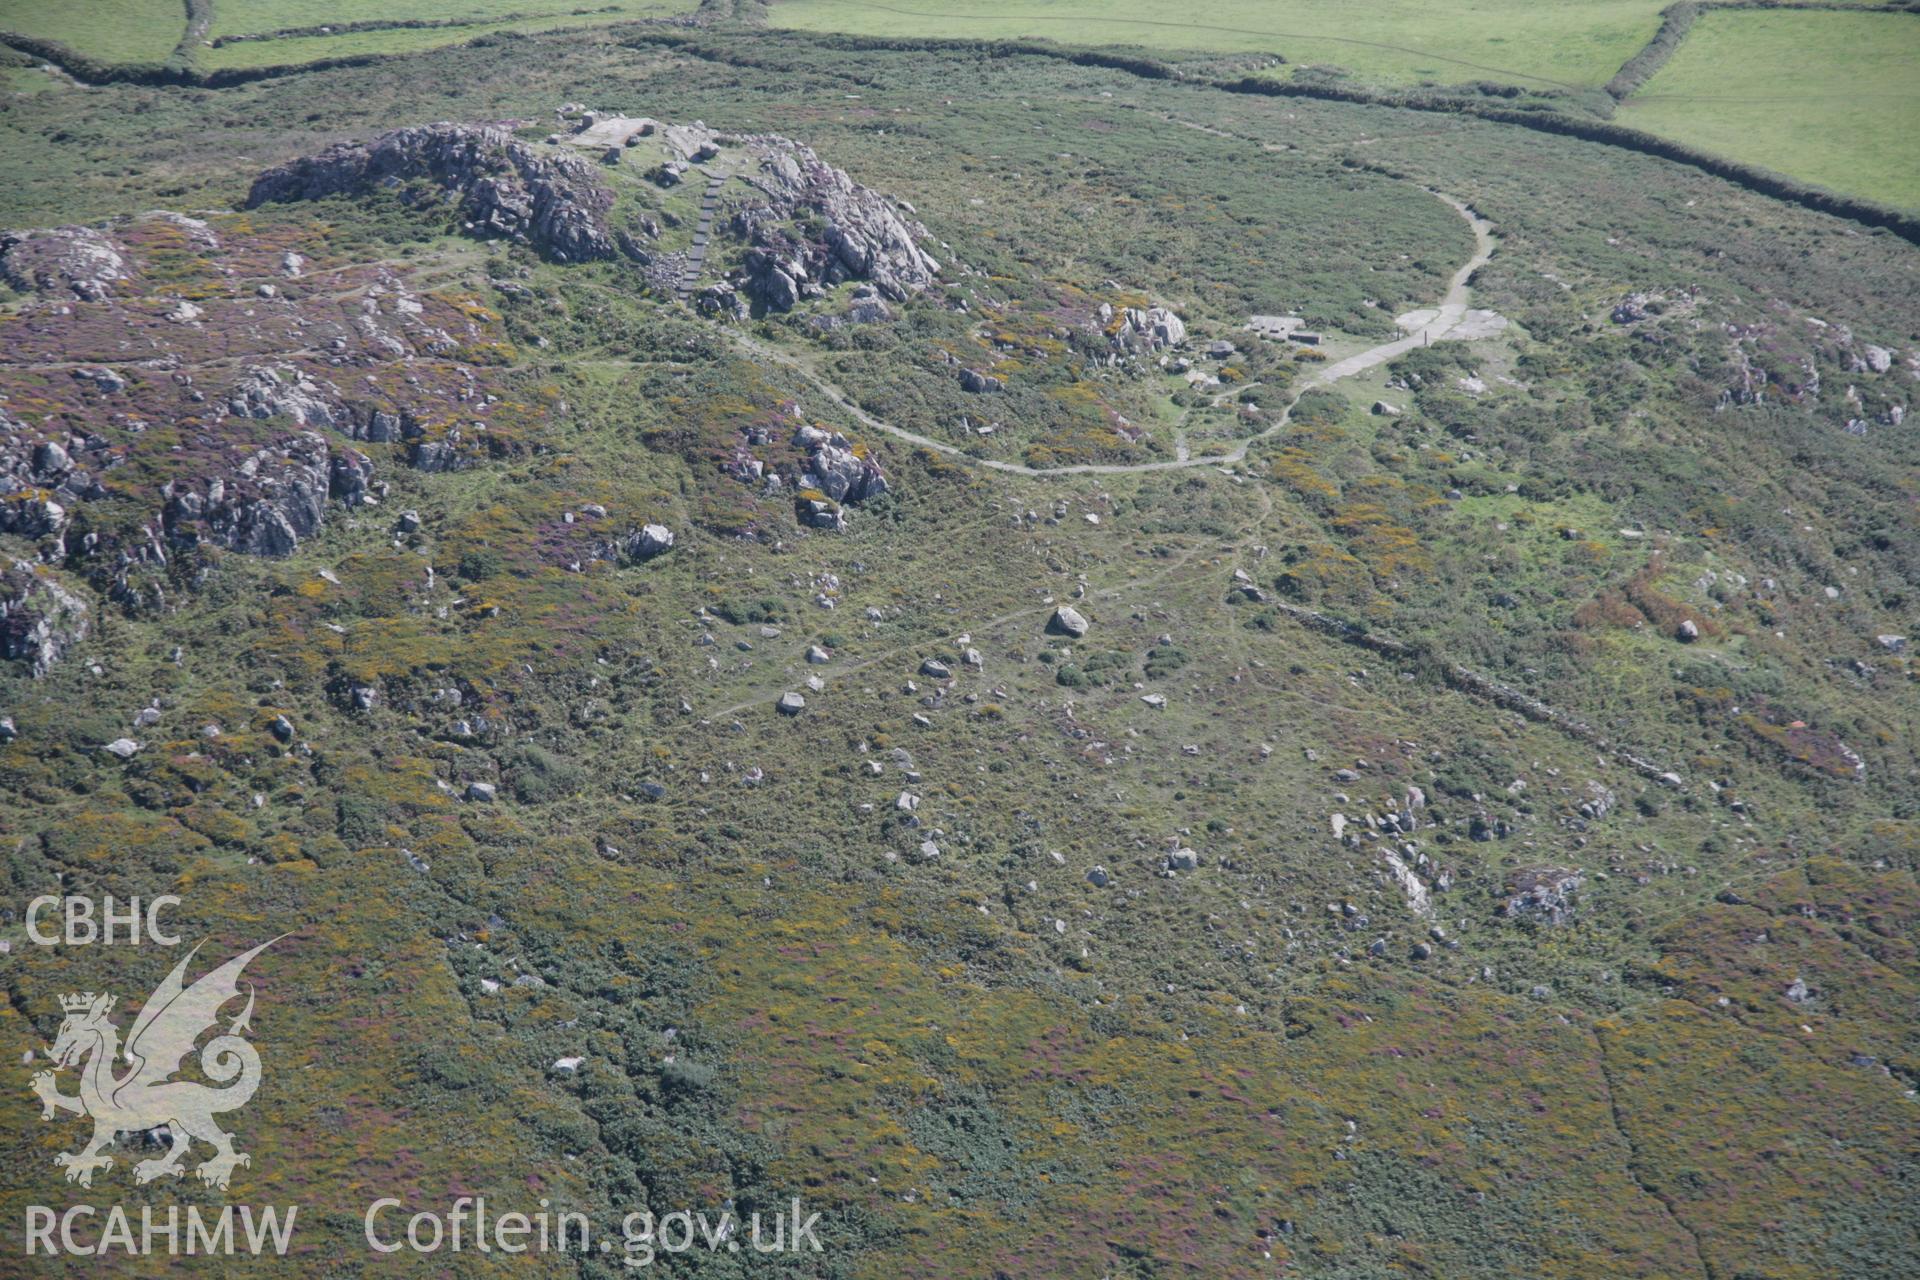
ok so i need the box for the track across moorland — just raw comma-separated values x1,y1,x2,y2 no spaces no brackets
723,188,1495,478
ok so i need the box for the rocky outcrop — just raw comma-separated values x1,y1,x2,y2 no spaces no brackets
247,117,940,311
225,364,352,430
797,494,845,531
695,281,749,321
622,523,675,562
728,140,941,312
0,490,68,541
1610,295,1651,325
0,226,133,300
0,560,89,676
0,207,540,611
1117,305,1186,351
0,418,110,556
1501,868,1582,926
714,401,889,534
795,425,886,505
160,431,349,557
789,423,888,533
246,123,616,263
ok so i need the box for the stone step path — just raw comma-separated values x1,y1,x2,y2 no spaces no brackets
676,172,726,302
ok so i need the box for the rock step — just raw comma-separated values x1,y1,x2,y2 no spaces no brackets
676,174,728,301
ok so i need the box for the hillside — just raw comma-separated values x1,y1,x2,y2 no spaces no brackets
0,19,1915,1280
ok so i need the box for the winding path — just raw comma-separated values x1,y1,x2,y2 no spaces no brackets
726,189,1495,478
697,195,1688,786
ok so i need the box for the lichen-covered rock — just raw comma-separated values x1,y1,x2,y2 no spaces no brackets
1502,868,1583,925
695,281,748,321
0,490,68,540
0,226,133,300
798,495,844,531
247,123,616,263
728,139,941,311
847,288,892,324
70,366,126,395
1117,306,1185,351
659,121,721,164
411,439,462,473
225,364,351,429
33,440,72,475
0,559,89,676
624,524,675,561
1049,606,1090,637
161,432,342,557
795,425,887,505
328,449,375,506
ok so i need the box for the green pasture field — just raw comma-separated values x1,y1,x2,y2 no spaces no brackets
0,0,181,63
0,62,56,92
198,8,681,69
0,0,698,74
768,0,1672,89
210,0,695,39
1618,8,1920,211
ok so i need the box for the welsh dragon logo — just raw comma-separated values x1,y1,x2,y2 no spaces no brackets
30,937,280,1190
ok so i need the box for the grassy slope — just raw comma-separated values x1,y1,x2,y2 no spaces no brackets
0,0,180,63
1619,8,1920,211
769,0,1671,88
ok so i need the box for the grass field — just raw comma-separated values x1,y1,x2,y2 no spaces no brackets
1619,9,1920,211
211,0,695,39
0,64,55,92
198,8,684,69
769,0,1672,89
0,0,699,72
0,0,181,63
